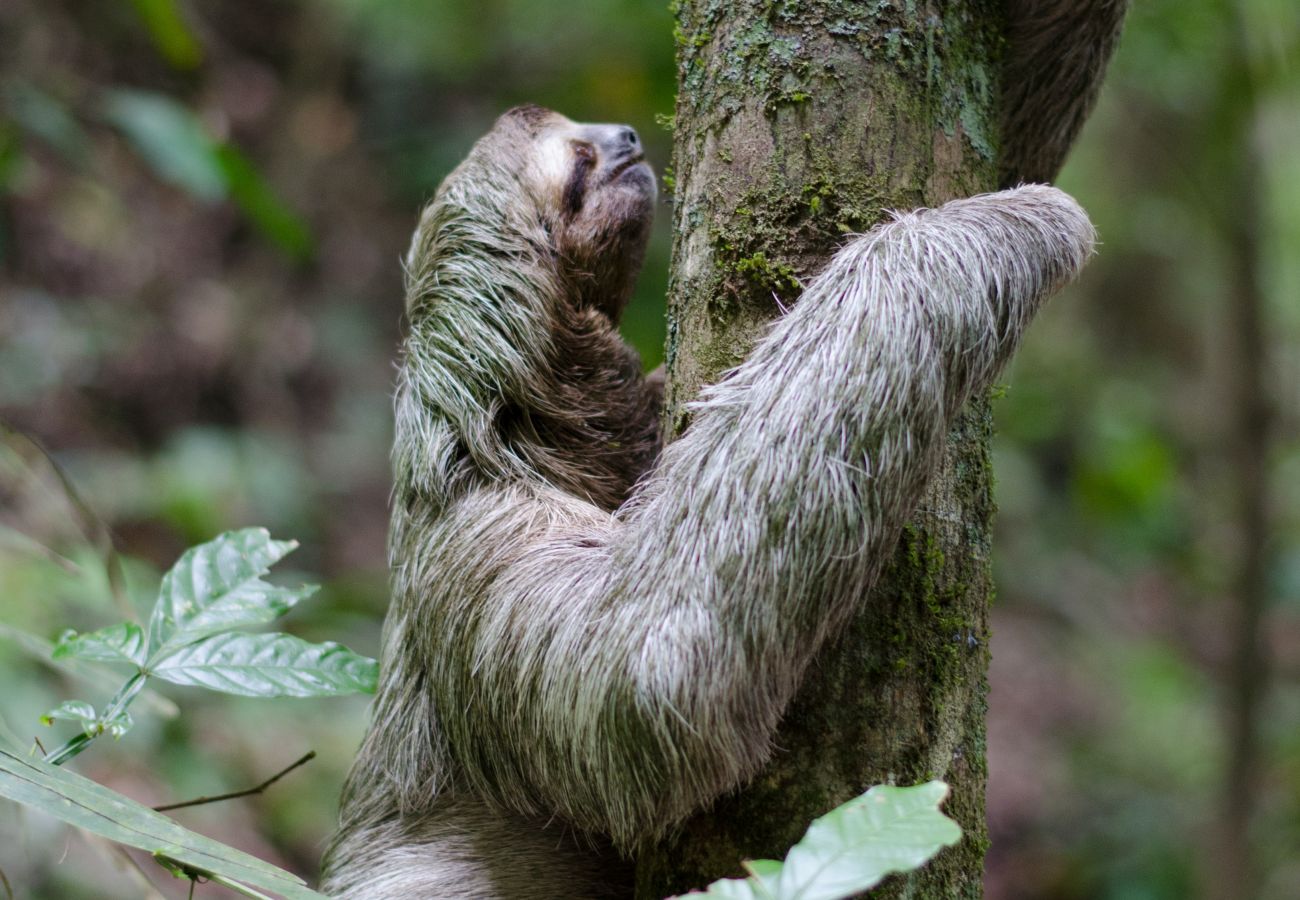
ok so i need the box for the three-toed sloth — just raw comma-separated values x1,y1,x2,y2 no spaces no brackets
322,4,1126,897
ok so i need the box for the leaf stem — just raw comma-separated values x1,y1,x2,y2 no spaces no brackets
43,671,147,766
42,732,92,767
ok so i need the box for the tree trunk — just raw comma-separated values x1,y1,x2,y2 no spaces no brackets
636,2,1002,897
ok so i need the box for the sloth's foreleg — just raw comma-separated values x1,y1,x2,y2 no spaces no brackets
415,184,1095,849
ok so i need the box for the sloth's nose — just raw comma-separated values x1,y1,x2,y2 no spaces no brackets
592,124,642,160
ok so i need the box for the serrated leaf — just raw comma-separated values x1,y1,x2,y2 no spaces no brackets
150,632,377,698
0,749,326,898
147,528,310,655
53,623,147,667
677,782,961,900
41,700,97,733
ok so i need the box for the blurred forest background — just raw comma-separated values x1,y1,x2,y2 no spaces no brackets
1,0,1297,897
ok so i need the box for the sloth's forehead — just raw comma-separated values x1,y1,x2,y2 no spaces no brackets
533,126,580,182
529,117,598,185
532,116,632,164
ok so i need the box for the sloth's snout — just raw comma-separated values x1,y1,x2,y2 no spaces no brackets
591,124,642,165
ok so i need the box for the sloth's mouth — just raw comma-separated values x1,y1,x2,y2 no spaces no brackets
607,153,647,182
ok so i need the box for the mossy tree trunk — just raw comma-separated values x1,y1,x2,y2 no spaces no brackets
636,2,1004,897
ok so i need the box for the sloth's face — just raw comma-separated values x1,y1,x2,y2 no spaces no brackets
508,106,657,318
531,115,657,228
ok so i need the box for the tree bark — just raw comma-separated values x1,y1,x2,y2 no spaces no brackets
636,2,1003,897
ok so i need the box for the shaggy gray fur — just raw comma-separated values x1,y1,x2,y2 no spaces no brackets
320,96,1096,897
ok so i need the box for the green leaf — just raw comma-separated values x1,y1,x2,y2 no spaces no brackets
41,702,134,743
150,632,378,698
0,749,326,899
216,145,314,261
40,700,97,734
745,860,782,879
0,623,179,720
129,0,203,69
147,528,312,655
678,782,961,900
101,709,134,739
686,879,770,900
775,781,960,899
103,90,226,201
54,623,147,667
744,859,782,893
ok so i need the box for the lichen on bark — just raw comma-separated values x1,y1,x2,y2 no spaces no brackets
637,1,1003,897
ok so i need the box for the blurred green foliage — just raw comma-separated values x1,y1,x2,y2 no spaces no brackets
0,0,1298,898
129,0,204,71
991,1,1300,898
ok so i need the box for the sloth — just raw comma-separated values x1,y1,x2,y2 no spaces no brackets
321,6,1125,896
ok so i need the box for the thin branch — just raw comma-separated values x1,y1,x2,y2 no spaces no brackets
152,751,316,813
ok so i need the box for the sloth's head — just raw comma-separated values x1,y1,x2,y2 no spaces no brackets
416,105,657,321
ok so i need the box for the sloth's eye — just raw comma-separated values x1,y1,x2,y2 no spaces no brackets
564,142,597,218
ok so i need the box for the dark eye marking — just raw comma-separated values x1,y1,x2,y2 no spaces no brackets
563,142,597,219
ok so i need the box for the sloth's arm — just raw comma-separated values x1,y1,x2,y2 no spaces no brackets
415,185,1094,848
1000,0,1130,186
